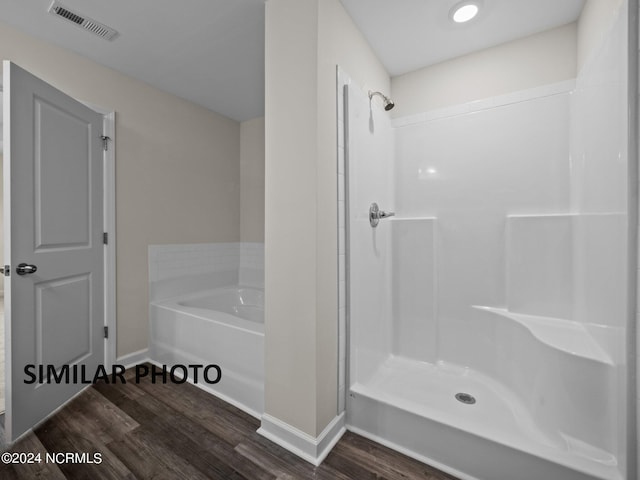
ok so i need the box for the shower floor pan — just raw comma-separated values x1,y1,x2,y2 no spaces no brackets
347,356,620,480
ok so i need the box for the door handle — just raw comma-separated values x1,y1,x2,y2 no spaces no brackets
16,263,38,275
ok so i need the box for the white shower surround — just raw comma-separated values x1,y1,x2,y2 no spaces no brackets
339,4,630,479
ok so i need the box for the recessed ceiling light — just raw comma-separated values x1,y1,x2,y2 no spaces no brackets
451,2,480,23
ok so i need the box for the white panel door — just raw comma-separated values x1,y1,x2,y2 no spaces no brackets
3,61,104,441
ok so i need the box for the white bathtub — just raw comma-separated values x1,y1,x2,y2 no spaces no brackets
149,285,264,417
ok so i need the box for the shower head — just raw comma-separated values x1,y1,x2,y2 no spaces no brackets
368,90,395,111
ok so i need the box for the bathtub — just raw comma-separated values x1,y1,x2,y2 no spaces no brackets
149,285,264,417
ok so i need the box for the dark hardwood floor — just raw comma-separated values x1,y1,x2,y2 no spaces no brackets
0,367,459,479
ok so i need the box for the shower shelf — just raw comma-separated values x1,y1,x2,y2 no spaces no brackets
472,306,614,366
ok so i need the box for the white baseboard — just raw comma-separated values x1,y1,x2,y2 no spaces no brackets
258,412,346,466
116,348,150,369
116,351,346,466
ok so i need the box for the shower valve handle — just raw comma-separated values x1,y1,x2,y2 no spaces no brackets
369,203,395,228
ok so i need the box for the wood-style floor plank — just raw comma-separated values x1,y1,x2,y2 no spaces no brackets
97,380,271,480
1,367,459,480
0,432,65,480
37,416,135,480
241,433,355,480
134,374,258,446
106,427,219,480
53,388,139,446
331,432,460,480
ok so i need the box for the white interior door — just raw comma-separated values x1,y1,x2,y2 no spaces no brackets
3,61,105,441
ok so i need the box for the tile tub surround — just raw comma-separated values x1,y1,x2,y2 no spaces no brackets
148,242,264,303
148,242,265,416
239,242,266,289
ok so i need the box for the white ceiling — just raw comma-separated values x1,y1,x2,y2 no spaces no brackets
340,0,586,76
0,0,585,123
0,0,265,122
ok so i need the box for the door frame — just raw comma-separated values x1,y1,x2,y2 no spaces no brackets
82,103,117,370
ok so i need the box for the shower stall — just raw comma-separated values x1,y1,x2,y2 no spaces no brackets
339,3,635,480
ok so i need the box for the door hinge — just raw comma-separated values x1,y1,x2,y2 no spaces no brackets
103,232,108,244
1,265,9,277
100,135,111,151
104,326,109,339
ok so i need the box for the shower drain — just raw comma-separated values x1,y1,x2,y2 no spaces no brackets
455,392,476,405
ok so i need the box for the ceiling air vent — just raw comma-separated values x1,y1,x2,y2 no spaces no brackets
48,2,119,41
